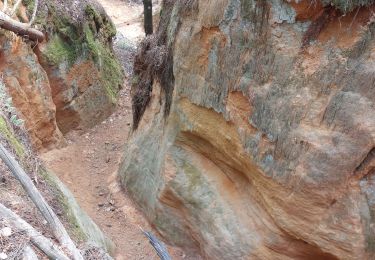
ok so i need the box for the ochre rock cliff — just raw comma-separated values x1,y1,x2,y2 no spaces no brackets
0,35,64,150
0,0,123,150
120,0,375,259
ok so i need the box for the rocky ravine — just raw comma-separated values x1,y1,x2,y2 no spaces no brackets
0,0,123,151
120,0,375,259
0,0,126,256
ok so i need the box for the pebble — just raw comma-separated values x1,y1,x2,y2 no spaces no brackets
0,227,12,237
0,252,7,259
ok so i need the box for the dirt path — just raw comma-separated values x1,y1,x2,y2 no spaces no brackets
98,0,145,43
41,1,191,259
42,85,186,259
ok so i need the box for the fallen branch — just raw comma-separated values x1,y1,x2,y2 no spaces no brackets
0,12,44,41
0,144,84,260
142,230,171,260
22,246,38,260
0,203,70,260
2,0,8,12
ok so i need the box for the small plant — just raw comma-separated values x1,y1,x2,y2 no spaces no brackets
0,76,24,127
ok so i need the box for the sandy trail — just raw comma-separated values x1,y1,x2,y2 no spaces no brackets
41,85,184,259
99,0,144,42
41,1,190,259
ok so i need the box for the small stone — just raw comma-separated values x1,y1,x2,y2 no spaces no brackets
0,252,7,259
98,203,105,207
0,227,11,237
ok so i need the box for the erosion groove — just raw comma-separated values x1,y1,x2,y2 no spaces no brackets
120,0,375,259
1,0,375,259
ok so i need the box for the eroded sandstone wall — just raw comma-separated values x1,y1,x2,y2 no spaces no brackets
0,34,64,150
0,0,123,150
120,0,375,259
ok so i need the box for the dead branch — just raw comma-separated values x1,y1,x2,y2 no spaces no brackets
0,12,44,41
0,203,70,260
10,0,22,16
2,0,8,12
142,231,171,260
22,246,38,260
0,144,84,260
28,0,38,25
0,0,44,41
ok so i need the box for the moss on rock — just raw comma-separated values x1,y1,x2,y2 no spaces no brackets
42,2,123,102
0,117,25,158
83,24,123,102
44,35,77,66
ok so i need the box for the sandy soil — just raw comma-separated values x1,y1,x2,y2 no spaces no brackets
41,1,198,259
99,0,145,42
41,85,187,259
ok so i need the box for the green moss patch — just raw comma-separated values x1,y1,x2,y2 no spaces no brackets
0,117,25,158
83,24,123,102
44,35,78,66
43,3,123,102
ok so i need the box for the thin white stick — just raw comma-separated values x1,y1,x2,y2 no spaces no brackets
10,0,22,16
28,0,38,25
2,0,8,13
0,203,70,260
0,144,84,260
22,245,39,260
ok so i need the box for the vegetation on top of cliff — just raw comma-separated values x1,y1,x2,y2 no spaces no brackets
40,1,123,102
323,0,375,13
84,5,116,41
132,0,183,129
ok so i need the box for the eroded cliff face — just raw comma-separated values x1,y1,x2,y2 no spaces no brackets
0,0,123,150
0,34,64,150
120,0,375,259
36,0,123,134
